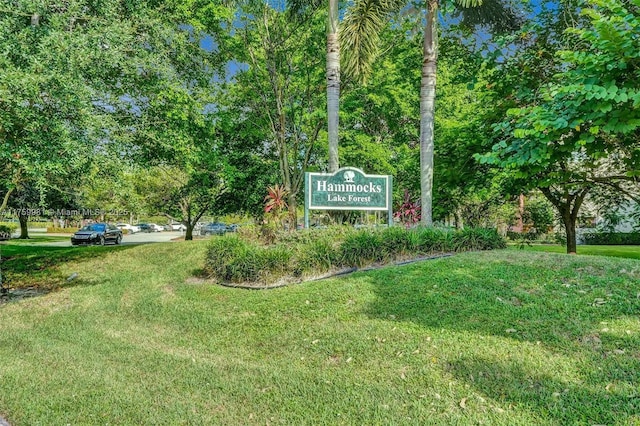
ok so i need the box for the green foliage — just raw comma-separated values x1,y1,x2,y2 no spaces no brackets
483,0,640,184
46,227,78,234
340,230,386,267
583,232,640,245
379,225,416,255
0,223,17,234
451,227,507,251
219,3,326,225
480,0,640,253
522,197,555,233
204,237,253,282
273,226,355,246
294,237,341,275
204,226,506,285
2,243,640,424
415,227,452,252
205,236,293,283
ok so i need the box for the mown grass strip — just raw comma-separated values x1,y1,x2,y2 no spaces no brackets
0,242,638,425
518,244,640,260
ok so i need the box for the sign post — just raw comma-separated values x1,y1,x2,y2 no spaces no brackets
304,167,393,228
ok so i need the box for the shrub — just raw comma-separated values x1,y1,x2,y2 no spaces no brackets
452,228,507,251
415,227,450,253
204,237,249,280
340,230,386,267
47,227,79,234
225,245,263,282
261,246,292,279
380,226,414,255
583,232,640,245
0,224,15,240
0,223,17,233
205,236,295,283
295,237,341,274
203,226,506,285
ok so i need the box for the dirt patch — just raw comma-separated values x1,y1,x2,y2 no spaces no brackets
0,287,50,306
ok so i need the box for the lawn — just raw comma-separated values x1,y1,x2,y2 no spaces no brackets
0,241,639,425
520,244,640,260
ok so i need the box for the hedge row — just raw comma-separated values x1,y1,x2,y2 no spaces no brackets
204,226,506,285
46,227,80,234
0,224,16,240
583,232,640,245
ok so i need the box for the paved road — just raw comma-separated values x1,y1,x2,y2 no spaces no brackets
34,231,186,247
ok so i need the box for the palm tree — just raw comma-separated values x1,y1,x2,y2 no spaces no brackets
341,0,519,225
288,0,340,172
327,0,340,172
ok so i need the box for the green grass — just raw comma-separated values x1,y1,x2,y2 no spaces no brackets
3,235,73,244
1,242,639,425
1,238,131,289
519,243,640,260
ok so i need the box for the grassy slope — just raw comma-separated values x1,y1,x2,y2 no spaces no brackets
0,242,639,425
519,244,640,260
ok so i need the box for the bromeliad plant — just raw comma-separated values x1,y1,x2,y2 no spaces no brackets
394,189,421,227
263,184,289,243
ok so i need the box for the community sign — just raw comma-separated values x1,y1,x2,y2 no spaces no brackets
304,167,393,227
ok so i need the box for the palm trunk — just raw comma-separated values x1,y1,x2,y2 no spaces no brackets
420,0,438,226
327,0,340,173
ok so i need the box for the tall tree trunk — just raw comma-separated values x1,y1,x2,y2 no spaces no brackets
327,0,340,173
560,211,577,254
288,191,298,230
185,204,193,241
420,0,438,226
541,186,589,254
18,213,29,239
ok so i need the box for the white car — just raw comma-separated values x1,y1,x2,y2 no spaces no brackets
170,223,187,231
147,223,164,232
116,223,139,234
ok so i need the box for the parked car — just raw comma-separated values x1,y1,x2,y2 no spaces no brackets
200,222,228,236
148,223,164,232
169,222,187,231
116,223,139,234
138,223,163,233
71,223,122,246
226,224,239,232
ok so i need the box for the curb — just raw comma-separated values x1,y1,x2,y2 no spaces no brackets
216,253,455,290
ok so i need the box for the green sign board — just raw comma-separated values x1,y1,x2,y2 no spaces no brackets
304,167,393,227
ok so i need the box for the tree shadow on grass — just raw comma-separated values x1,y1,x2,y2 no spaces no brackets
0,243,137,291
363,251,640,423
364,252,639,347
446,355,640,425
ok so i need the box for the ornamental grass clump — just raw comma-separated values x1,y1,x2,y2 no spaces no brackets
339,230,387,267
293,236,341,275
379,225,415,256
415,226,451,253
451,228,507,251
204,226,506,285
205,236,261,282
